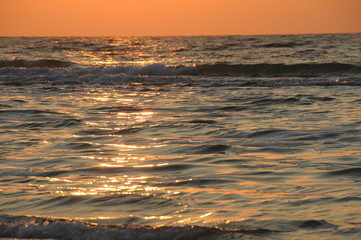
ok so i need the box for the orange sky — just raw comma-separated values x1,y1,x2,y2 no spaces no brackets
1,0,360,36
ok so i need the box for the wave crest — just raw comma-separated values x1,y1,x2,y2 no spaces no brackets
1,61,360,77
0,215,227,240
1,62,360,86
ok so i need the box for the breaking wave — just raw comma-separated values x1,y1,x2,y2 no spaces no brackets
1,214,353,240
1,61,360,86
0,215,276,240
1,61,360,76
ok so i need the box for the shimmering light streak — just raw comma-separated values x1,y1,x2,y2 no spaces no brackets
100,163,125,168
200,212,213,219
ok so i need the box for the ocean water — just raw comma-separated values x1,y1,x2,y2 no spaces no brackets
0,34,361,240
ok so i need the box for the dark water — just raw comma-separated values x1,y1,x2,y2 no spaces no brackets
0,34,360,239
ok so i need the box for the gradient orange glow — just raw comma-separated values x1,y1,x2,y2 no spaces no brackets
1,0,360,36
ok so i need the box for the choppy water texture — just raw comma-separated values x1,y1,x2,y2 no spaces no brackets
0,34,361,239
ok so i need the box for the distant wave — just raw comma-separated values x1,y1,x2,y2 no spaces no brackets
1,61,361,86
1,60,360,77
255,41,307,48
0,58,74,68
196,63,361,77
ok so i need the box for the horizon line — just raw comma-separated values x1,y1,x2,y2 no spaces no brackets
0,31,360,38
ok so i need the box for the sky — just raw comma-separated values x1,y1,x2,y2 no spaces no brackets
0,0,360,36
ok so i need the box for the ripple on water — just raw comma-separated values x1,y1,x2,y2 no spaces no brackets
13,119,82,130
325,167,361,178
1,72,361,239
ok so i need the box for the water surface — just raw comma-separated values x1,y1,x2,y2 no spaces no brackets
0,34,361,239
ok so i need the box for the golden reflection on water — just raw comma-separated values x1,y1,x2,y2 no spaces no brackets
44,86,361,225
59,36,204,67
49,172,163,197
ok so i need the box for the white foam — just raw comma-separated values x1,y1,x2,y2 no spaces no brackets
0,64,360,86
0,217,227,240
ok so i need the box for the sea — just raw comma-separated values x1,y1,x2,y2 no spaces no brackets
0,33,360,240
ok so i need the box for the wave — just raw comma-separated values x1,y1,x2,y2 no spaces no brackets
0,217,219,240
1,62,361,86
0,215,273,240
196,63,361,77
1,61,360,76
0,58,75,68
1,214,353,240
255,41,307,48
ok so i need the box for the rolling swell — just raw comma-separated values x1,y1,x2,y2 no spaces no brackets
196,63,361,77
1,62,360,77
256,41,306,48
0,59,75,68
1,62,361,86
